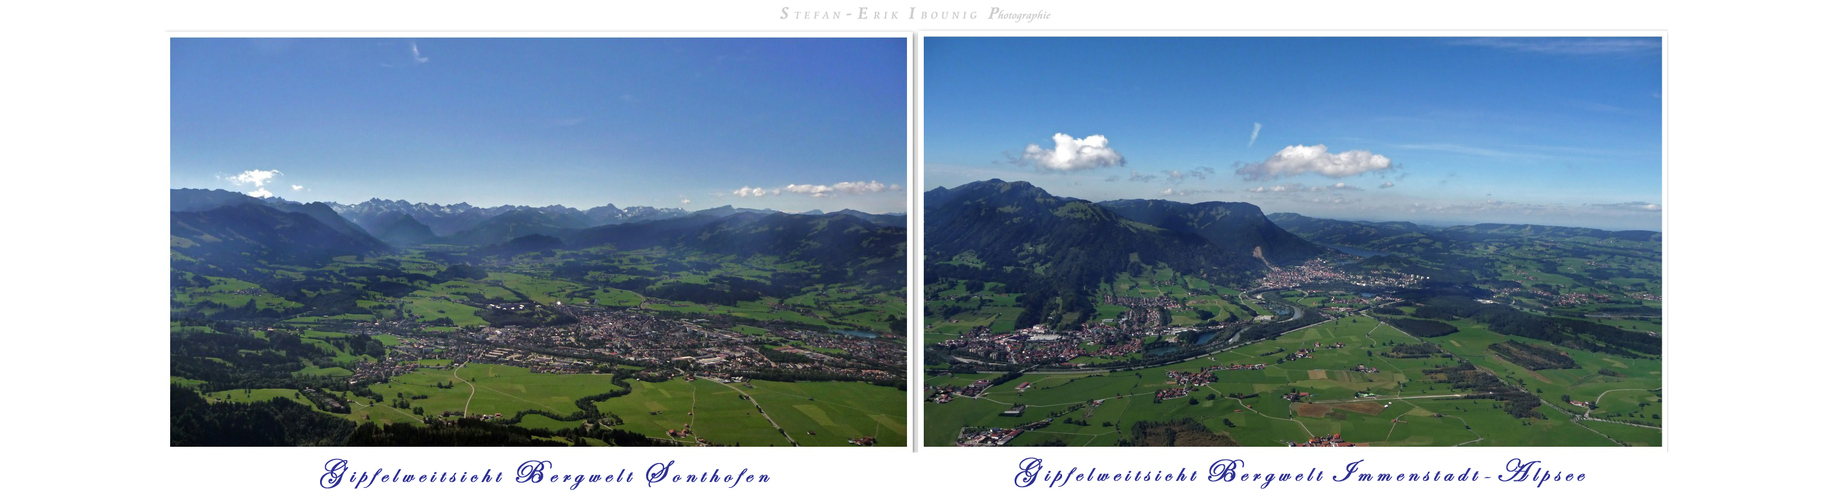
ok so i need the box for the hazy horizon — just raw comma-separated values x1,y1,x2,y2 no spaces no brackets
173,186,907,215
927,179,1657,232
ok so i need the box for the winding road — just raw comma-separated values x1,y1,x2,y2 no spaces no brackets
720,382,798,446
453,364,477,417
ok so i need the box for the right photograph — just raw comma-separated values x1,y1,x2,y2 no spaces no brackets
922,37,1662,447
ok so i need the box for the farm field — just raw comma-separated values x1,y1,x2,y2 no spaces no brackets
924,315,1659,447
215,364,907,447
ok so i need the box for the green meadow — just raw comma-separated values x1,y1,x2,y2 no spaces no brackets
925,315,1658,447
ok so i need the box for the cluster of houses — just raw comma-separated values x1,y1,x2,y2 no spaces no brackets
344,303,904,392
1153,387,1190,403
1291,434,1357,447
1164,363,1267,387
1259,258,1426,290
1101,294,1185,310
437,410,506,422
926,379,996,404
956,420,1053,447
1543,291,1614,307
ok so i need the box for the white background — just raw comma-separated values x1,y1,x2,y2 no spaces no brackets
3,0,1818,498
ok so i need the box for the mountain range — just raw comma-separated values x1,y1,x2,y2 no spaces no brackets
924,179,1328,327
925,179,1323,283
170,189,907,272
1266,213,1662,257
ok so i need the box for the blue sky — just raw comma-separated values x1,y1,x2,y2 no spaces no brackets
924,37,1663,230
172,38,908,213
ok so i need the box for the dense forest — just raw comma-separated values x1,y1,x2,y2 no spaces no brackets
1424,362,1543,420
170,386,355,446
1411,296,1659,357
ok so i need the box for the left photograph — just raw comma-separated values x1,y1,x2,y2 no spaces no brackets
170,38,910,446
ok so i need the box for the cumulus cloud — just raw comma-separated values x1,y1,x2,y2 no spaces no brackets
1017,133,1126,171
1234,144,1394,181
681,198,691,205
1127,171,1157,183
732,186,778,197
1379,181,1395,189
228,169,280,187
740,181,903,198
291,185,305,191
224,169,284,198
1248,122,1261,147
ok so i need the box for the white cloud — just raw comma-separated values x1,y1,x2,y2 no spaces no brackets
1127,171,1157,183
680,198,691,205
1379,181,1395,189
1018,133,1125,171
1588,201,1662,212
1161,188,1226,197
732,186,776,197
750,181,904,198
1248,122,1261,147
291,185,304,191
1248,183,1301,193
410,42,430,64
228,169,281,188
1234,144,1394,181
224,169,284,197
1161,166,1216,184
1246,182,1360,193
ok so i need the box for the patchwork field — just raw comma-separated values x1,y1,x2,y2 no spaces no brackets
924,315,1660,447
215,363,906,446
